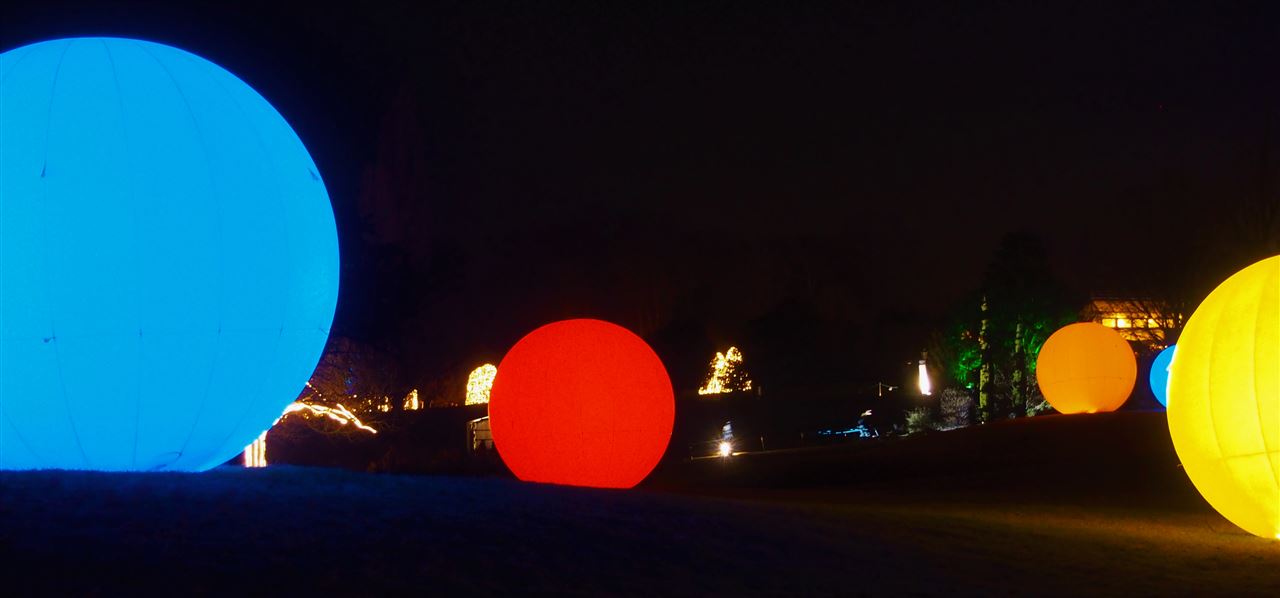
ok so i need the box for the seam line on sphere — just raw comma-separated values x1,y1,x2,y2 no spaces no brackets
1256,264,1279,490
0,405,48,468
0,43,38,88
2,326,319,340
204,327,286,469
98,39,145,470
42,39,92,468
1189,448,1280,463
192,52,296,466
135,41,225,468
1,43,52,467
1204,283,1227,463
38,41,73,177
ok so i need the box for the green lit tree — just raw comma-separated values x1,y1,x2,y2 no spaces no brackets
932,233,1079,422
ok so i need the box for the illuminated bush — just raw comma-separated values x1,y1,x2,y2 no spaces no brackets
939,388,972,429
488,319,674,488
1167,256,1278,539
905,407,937,435
465,364,498,405
1034,323,1136,414
697,346,752,395
403,389,422,411
0,38,338,470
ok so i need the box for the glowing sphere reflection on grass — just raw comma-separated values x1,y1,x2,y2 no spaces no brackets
0,38,338,471
1035,323,1136,414
1148,345,1175,407
488,319,675,488
1168,256,1279,539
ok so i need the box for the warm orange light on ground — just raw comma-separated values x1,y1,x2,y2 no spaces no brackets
489,319,675,488
1035,323,1136,414
1168,255,1279,539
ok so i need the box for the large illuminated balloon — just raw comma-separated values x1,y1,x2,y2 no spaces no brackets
1035,323,1136,414
489,319,674,488
0,38,338,471
1168,256,1278,539
1148,345,1175,407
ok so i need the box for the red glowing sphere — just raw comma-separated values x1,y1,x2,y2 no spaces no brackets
489,319,675,489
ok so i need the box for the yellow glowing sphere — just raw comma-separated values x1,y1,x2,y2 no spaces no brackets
1035,323,1136,414
1168,255,1279,539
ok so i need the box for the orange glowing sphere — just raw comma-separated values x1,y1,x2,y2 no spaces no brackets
489,319,675,488
1035,322,1136,414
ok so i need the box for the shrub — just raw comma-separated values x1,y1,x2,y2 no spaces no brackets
1024,372,1054,415
905,407,937,435
939,388,972,429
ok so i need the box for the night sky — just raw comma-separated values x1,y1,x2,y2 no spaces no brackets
5,1,1278,392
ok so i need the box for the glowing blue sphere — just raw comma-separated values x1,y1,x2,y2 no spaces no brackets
1149,345,1176,407
0,38,338,471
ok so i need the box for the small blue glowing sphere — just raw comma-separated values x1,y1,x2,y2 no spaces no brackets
0,38,338,471
1149,345,1176,407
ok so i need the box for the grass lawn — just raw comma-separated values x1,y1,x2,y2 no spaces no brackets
1,412,1276,595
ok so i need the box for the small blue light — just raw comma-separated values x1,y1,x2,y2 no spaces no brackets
1,38,338,471
1149,345,1176,408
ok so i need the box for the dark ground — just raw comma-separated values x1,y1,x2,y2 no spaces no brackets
1,412,1276,596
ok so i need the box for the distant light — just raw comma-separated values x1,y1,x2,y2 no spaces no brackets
466,364,498,405
281,402,377,434
719,441,733,458
243,432,268,468
1148,345,1175,407
403,389,422,411
918,360,933,396
239,400,376,468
